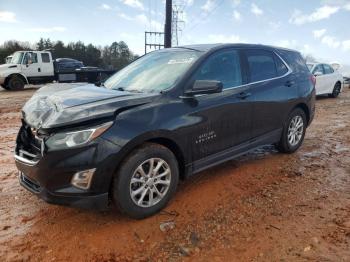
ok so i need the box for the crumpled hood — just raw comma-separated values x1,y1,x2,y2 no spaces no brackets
22,83,158,129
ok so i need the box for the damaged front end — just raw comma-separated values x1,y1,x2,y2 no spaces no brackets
14,83,158,209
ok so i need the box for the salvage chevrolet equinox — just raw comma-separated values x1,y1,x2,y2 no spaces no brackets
15,44,316,218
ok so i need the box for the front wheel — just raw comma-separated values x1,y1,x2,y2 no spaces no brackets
112,143,179,219
7,76,25,90
329,82,341,98
276,108,306,153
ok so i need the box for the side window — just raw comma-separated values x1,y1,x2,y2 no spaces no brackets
274,54,288,76
23,52,38,64
313,65,324,75
41,53,50,63
192,49,242,89
246,50,277,82
323,64,334,74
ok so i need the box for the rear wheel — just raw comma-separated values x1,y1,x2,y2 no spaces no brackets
112,143,179,219
329,82,341,98
276,108,306,153
7,76,25,90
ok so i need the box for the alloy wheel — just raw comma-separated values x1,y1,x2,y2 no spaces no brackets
287,115,304,146
130,158,171,208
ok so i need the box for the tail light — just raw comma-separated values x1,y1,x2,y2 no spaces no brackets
310,74,316,87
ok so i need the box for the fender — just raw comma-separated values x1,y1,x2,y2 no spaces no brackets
6,73,29,85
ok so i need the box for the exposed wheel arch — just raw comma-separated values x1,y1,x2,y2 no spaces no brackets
5,73,28,89
110,134,187,183
147,137,186,180
292,103,310,126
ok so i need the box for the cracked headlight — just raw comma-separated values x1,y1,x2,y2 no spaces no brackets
46,122,113,150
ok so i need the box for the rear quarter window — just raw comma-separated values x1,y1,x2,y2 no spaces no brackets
277,49,309,74
274,54,289,76
41,53,50,63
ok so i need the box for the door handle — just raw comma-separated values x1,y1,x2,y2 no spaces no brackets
236,92,251,99
285,80,295,87
38,68,41,72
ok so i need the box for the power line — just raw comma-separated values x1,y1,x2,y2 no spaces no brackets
185,0,225,33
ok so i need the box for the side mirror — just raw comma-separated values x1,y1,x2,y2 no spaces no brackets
185,80,223,96
314,71,323,76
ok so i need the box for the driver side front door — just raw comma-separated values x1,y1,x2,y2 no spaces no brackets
21,52,41,78
182,49,253,170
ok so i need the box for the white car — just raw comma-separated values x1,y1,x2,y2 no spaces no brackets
307,63,343,97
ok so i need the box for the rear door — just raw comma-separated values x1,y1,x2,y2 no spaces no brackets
39,52,54,76
322,64,336,93
185,48,253,162
244,49,297,139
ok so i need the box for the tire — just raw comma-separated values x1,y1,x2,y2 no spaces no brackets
329,82,341,98
112,143,179,219
276,108,306,153
7,75,25,90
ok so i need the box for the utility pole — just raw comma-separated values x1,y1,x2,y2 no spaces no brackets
164,0,172,48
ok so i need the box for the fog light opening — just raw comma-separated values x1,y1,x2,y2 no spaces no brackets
71,169,96,190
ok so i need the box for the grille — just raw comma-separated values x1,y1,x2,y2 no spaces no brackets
16,121,43,160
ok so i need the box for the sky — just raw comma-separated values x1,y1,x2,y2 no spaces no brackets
0,0,349,64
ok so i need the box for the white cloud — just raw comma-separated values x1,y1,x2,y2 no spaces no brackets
275,39,298,49
289,5,339,25
232,0,241,7
28,27,66,33
342,40,350,51
301,44,311,54
118,13,161,30
120,0,144,10
99,3,111,10
232,10,242,21
201,0,215,12
208,34,244,43
268,21,281,31
321,35,340,48
185,0,194,6
118,13,133,20
0,11,16,23
313,28,327,38
344,3,350,10
251,3,263,16
135,14,162,31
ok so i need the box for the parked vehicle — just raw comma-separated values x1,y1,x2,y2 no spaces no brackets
307,62,343,97
0,51,115,90
15,44,315,218
344,76,350,88
54,58,84,73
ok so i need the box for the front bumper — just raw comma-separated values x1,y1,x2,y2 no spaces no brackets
19,172,108,209
15,125,122,210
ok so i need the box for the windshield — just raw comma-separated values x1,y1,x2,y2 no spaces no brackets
307,64,314,71
10,52,25,64
104,49,202,93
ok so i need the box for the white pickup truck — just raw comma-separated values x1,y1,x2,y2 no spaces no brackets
307,62,343,98
0,50,115,90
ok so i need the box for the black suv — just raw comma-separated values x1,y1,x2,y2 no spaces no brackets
15,44,315,218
